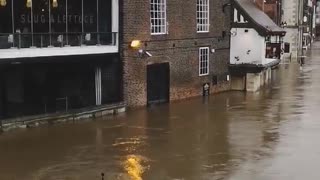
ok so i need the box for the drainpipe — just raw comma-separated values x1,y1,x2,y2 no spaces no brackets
278,0,281,25
0,76,2,133
297,0,303,59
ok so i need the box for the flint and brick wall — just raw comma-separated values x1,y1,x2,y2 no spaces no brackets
121,0,232,107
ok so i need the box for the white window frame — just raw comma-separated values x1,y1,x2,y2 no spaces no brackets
199,47,210,76
197,0,210,33
150,0,167,35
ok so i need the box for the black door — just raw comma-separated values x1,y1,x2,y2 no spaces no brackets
147,63,170,105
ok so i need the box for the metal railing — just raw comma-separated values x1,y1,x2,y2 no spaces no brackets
0,32,117,49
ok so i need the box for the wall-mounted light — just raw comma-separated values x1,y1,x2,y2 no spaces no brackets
130,40,152,58
85,33,91,41
280,21,288,28
130,40,142,49
57,35,63,43
52,0,58,8
0,0,7,7
8,34,13,43
138,49,152,58
26,0,32,8
222,3,231,13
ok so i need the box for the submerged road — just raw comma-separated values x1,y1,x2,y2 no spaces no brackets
1,43,320,180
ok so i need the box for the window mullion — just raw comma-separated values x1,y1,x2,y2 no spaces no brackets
197,0,209,33
150,0,166,35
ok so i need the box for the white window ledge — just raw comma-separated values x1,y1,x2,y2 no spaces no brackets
0,45,118,59
264,58,279,65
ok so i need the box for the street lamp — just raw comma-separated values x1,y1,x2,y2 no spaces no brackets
48,0,59,47
52,0,58,8
281,21,288,28
26,0,31,8
26,0,34,47
0,0,6,7
304,16,308,23
130,40,142,49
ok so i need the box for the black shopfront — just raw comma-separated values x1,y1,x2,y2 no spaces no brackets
0,0,121,120
0,54,122,119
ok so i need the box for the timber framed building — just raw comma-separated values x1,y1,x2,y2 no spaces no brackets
229,0,286,91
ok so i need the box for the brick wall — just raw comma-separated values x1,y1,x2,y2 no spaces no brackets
122,0,232,107
254,0,281,24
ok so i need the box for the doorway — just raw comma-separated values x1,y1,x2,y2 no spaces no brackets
147,63,170,106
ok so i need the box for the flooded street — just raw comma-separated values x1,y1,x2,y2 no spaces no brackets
1,43,320,180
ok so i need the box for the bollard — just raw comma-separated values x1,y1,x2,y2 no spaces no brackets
0,119,3,134
101,173,104,180
301,57,305,65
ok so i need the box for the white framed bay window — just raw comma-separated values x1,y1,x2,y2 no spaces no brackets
197,0,209,32
199,47,209,76
150,0,167,35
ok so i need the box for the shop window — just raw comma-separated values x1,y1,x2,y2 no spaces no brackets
265,42,281,59
0,0,113,48
0,0,13,49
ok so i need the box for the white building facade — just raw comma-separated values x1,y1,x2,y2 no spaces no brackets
281,0,302,60
229,0,286,92
281,0,316,61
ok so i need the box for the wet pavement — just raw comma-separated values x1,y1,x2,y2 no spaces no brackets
1,43,320,180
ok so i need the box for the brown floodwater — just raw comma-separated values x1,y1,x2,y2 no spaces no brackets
1,43,320,180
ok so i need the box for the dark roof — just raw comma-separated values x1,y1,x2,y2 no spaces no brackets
233,0,286,36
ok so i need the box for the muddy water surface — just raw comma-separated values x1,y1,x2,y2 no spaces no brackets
1,44,320,180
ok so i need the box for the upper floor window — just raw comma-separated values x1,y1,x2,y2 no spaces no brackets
150,0,167,35
197,0,209,32
199,47,209,76
0,0,114,49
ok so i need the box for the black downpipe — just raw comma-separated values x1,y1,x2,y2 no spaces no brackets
118,0,125,103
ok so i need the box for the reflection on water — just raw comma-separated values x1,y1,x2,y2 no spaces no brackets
123,155,148,180
2,43,320,179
